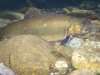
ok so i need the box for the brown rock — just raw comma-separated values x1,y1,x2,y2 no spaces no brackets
66,6,75,11
54,58,71,75
91,20,100,34
72,40,100,74
61,8,70,14
67,9,96,18
49,45,73,75
71,9,95,15
91,20,100,25
91,21,100,35
95,9,100,13
69,69,97,75
0,12,24,20
0,19,11,27
53,45,73,60
0,35,57,75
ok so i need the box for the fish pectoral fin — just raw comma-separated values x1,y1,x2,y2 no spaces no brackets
60,35,73,45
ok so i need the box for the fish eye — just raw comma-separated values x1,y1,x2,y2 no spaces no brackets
80,22,86,26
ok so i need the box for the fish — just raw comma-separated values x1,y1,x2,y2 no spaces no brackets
0,7,92,43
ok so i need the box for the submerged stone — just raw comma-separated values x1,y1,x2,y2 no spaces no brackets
0,18,11,27
69,69,97,75
0,35,57,75
0,12,24,20
72,40,100,74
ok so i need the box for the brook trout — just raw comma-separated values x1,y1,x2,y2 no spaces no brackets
0,7,92,42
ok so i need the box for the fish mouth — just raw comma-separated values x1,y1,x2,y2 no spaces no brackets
61,26,93,45
85,26,92,31
73,26,92,37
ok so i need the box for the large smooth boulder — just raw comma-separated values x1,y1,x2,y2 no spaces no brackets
0,35,57,75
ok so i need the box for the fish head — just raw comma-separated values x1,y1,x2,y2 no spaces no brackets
66,18,92,38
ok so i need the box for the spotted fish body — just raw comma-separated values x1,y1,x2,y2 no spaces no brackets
0,8,91,41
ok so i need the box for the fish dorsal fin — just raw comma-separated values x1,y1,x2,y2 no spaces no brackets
25,7,41,18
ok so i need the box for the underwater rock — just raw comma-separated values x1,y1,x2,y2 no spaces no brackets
72,7,78,11
95,9,100,13
54,58,71,75
52,8,57,12
40,8,61,14
78,1,95,10
72,40,100,74
49,57,72,75
91,20,100,26
66,38,85,49
69,69,97,75
12,7,28,14
0,35,57,75
0,18,11,27
86,35,100,42
61,8,70,14
78,3,85,8
66,6,76,11
91,20,100,32
41,10,49,14
0,12,24,20
71,9,96,15
53,45,73,59
67,9,96,19
0,63,16,75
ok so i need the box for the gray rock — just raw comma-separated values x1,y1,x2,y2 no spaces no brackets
66,38,84,49
95,9,100,13
0,63,16,75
